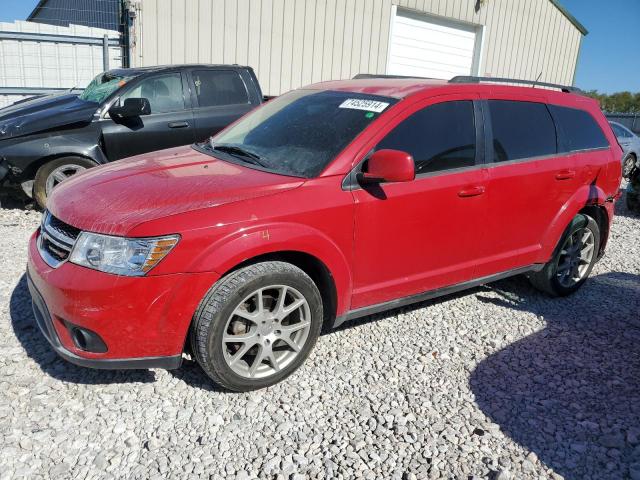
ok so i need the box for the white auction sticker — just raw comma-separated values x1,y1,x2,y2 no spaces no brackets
339,98,389,113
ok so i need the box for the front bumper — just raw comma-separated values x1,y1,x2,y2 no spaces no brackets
27,230,220,369
27,273,182,369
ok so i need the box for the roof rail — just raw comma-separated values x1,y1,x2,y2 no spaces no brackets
448,75,583,94
353,73,435,80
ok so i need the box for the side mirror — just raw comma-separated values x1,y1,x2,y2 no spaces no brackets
359,149,415,184
110,97,151,118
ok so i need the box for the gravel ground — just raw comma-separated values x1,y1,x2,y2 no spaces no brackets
1,197,639,480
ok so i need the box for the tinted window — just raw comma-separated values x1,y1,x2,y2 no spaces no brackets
209,90,397,177
488,100,556,162
193,70,249,107
551,105,609,151
376,101,476,174
121,73,185,113
610,123,631,138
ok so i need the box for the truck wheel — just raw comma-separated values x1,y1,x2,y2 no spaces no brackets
33,157,96,209
191,261,323,391
529,214,600,297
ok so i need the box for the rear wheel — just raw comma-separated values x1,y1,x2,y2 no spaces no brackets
529,214,600,297
33,157,96,208
190,261,323,391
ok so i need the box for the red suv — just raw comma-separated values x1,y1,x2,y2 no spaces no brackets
27,77,622,391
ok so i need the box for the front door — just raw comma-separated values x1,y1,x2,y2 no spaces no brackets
351,96,489,309
100,72,195,161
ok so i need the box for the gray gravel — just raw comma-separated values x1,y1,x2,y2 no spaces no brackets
1,197,639,480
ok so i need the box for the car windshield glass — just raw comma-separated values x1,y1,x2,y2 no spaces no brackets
79,72,136,104
208,89,398,177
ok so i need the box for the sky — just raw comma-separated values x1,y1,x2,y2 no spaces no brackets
0,0,637,94
562,0,640,93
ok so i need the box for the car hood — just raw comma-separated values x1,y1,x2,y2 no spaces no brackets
48,145,305,236
0,93,97,141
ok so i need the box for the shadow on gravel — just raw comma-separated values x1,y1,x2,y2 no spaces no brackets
10,275,155,385
470,272,640,480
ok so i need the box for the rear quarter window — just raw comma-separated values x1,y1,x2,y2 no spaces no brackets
550,105,609,152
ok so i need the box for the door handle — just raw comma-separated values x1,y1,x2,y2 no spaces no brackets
457,185,485,197
555,170,576,180
168,121,190,128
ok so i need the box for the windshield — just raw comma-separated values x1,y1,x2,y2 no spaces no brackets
208,89,398,177
79,72,137,104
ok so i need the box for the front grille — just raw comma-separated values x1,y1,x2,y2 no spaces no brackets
47,214,81,241
38,211,80,268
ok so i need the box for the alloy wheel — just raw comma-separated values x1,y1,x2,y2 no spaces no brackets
222,285,311,379
45,164,87,194
556,227,595,288
623,156,636,178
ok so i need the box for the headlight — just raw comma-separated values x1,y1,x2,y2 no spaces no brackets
69,232,179,276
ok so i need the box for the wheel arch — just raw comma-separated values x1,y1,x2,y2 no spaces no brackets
22,152,101,181
540,183,609,261
183,222,353,330
220,251,339,331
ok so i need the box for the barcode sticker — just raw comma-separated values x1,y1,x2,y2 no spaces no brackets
339,98,389,113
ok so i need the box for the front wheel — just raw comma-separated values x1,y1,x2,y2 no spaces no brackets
33,157,96,208
529,214,600,297
190,261,323,391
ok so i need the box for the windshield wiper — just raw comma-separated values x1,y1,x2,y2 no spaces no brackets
211,142,269,168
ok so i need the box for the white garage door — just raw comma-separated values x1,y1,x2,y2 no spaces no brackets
387,10,479,79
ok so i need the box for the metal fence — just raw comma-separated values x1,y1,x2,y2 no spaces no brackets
0,0,133,109
605,113,640,134
0,20,122,108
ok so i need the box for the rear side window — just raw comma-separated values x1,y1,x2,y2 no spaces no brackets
376,100,476,174
193,70,249,107
551,105,609,151
488,100,556,162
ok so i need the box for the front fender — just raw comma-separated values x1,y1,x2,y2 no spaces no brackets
0,128,106,180
186,222,353,315
540,183,608,258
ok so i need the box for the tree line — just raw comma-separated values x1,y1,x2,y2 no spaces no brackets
584,90,640,114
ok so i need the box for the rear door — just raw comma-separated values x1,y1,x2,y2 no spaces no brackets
188,68,257,142
100,71,195,160
351,95,489,309
474,97,578,277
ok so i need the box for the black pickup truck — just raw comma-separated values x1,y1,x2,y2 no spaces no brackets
0,64,265,207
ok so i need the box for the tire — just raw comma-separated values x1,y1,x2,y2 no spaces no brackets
529,214,600,297
33,157,96,209
190,261,323,391
622,154,637,179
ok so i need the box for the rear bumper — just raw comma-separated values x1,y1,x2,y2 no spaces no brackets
27,273,182,370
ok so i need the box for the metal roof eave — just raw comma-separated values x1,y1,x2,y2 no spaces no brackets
549,0,589,36
26,0,48,21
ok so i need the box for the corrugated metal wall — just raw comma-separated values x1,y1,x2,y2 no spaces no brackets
131,0,584,96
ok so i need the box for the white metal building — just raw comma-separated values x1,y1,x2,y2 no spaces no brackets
127,0,588,96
